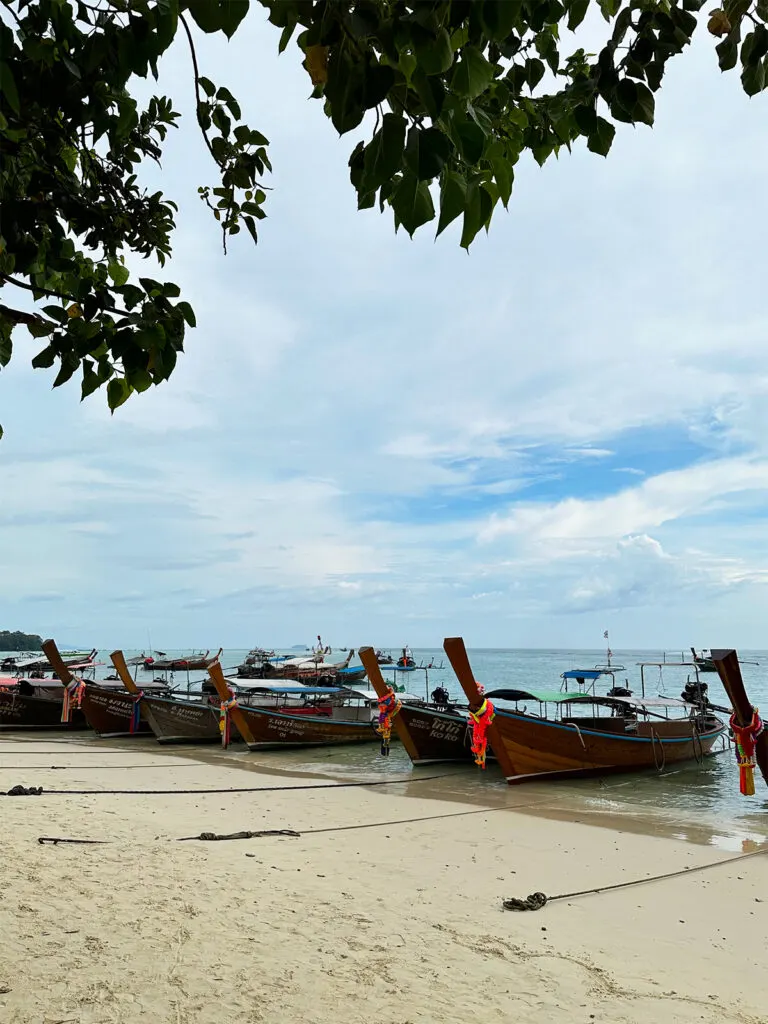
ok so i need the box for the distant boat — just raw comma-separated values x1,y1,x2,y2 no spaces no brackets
0,649,97,676
690,648,717,672
142,649,222,672
396,646,416,670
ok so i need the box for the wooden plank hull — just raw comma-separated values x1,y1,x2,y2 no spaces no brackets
80,685,154,738
0,689,87,730
237,706,377,749
396,705,474,764
141,695,229,744
492,710,726,783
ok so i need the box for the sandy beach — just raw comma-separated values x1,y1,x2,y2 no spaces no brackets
1,735,766,1024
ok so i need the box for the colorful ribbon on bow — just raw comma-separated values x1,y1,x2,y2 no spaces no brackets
469,697,495,769
219,697,238,748
730,707,764,796
376,686,402,756
61,677,86,723
129,691,144,734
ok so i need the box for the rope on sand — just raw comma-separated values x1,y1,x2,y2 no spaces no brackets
502,846,768,911
2,772,457,797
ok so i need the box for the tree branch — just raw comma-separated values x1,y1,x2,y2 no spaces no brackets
1,274,127,319
179,11,218,166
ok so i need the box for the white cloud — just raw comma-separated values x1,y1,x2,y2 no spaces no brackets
4,18,768,646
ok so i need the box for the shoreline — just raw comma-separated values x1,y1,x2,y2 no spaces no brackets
1,734,767,1023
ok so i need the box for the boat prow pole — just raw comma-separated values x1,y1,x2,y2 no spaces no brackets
711,648,768,788
111,649,160,736
359,646,420,763
42,638,73,684
207,661,255,748
443,636,515,778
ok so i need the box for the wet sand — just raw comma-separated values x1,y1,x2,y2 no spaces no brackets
0,734,766,1023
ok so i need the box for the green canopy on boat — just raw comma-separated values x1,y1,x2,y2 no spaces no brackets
484,688,597,704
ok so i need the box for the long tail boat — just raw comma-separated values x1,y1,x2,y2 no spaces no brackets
112,650,234,744
143,648,223,672
358,647,474,764
80,680,171,738
0,678,89,730
0,640,97,731
443,637,727,784
216,686,380,750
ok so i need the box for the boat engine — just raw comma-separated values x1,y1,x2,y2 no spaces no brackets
681,679,709,706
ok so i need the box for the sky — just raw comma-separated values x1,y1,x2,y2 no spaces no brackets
2,11,768,651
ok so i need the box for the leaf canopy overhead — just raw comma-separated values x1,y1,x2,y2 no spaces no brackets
1,0,765,438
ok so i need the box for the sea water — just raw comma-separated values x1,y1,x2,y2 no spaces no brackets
20,645,768,850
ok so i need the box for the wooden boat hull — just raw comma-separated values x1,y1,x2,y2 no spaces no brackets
491,709,726,783
141,695,230,744
0,689,87,730
80,685,154,738
396,705,474,764
237,706,378,749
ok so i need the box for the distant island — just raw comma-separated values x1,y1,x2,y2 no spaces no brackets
0,630,43,651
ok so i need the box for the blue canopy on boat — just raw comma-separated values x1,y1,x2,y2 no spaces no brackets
561,669,603,680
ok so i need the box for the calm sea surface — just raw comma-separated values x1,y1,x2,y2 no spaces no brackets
6,645,768,849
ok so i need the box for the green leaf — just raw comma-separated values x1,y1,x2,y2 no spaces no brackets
453,118,487,163
525,58,546,91
108,262,130,287
615,79,638,115
436,171,468,237
574,104,598,135
188,0,223,32
415,68,448,119
452,45,496,100
279,18,297,53
127,368,153,393
587,116,616,156
0,327,11,368
413,27,454,76
403,126,452,182
480,0,518,42
26,318,55,339
567,0,590,30
53,355,79,389
362,113,406,191
391,173,435,237
633,82,655,125
325,48,366,134
742,60,766,96
107,377,133,412
42,305,69,324
0,62,20,114
199,76,216,97
81,361,102,400
212,106,231,137
716,36,739,72
176,301,196,328
0,423,3,441
219,0,250,39
489,149,515,208
598,0,621,17
31,345,56,369
460,183,493,250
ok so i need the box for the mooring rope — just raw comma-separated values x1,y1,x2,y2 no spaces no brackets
2,771,460,797
502,846,768,911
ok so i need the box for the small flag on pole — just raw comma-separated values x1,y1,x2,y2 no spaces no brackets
603,630,609,639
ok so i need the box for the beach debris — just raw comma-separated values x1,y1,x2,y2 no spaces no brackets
38,837,109,845
6,785,43,796
502,892,548,912
177,829,300,842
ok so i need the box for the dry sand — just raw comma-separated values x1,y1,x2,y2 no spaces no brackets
0,734,766,1024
